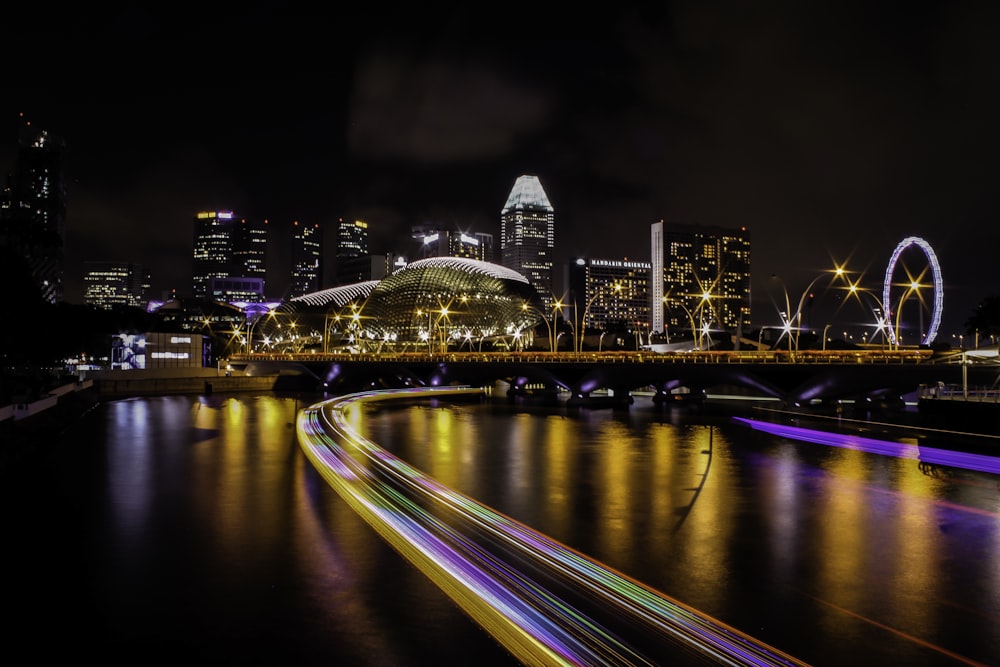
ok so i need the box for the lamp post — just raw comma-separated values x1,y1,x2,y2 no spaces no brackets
694,289,717,350
551,298,565,353
845,284,893,350
576,283,622,353
769,273,825,353
890,280,925,348
520,302,553,352
323,310,344,354
675,301,700,350
434,306,451,353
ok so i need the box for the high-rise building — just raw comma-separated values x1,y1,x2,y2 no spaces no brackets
83,261,150,309
0,113,68,303
650,220,751,336
233,217,268,284
334,219,370,285
191,210,268,301
568,257,652,339
412,224,494,262
500,175,554,308
290,220,322,297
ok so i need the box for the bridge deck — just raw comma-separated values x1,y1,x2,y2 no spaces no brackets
229,348,999,406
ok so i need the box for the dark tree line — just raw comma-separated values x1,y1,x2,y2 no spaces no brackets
965,295,1000,342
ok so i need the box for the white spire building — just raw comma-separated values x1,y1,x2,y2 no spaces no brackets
500,175,555,308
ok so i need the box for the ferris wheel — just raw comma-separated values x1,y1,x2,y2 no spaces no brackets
882,236,943,346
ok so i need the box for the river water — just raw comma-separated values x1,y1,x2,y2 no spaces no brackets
4,390,998,666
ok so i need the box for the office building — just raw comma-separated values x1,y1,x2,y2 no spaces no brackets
0,113,68,303
191,211,268,301
650,220,751,336
568,257,652,340
500,175,554,309
83,261,150,309
333,218,370,285
290,220,322,298
413,224,494,262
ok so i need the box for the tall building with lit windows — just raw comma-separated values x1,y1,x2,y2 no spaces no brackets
650,220,751,336
290,220,322,297
333,218,370,285
500,175,554,308
568,257,652,336
0,113,68,304
83,261,150,309
191,210,268,301
412,224,494,262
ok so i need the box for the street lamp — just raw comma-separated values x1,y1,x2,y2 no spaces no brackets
520,301,553,352
769,273,825,353
575,283,622,353
845,283,893,349
675,301,700,350
890,279,926,348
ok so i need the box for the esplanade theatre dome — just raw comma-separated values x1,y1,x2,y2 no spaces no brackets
271,257,544,352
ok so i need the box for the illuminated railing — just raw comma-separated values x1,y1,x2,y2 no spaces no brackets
231,348,936,365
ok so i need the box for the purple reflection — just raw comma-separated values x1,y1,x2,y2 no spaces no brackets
732,417,1000,475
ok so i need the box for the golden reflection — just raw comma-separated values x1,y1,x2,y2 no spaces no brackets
814,447,871,634
539,414,577,541
594,421,635,562
645,423,680,560
668,426,734,610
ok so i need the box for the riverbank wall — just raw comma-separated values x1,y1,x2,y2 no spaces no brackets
88,368,283,399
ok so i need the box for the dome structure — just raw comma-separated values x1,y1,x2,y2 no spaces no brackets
361,257,543,350
252,257,545,353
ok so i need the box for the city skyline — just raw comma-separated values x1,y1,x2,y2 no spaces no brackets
4,5,999,338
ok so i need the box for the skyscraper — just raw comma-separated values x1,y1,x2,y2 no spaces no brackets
191,211,268,301
334,218,370,285
290,220,322,297
83,261,149,309
0,113,68,304
568,257,652,338
412,224,494,262
500,175,554,308
650,220,751,337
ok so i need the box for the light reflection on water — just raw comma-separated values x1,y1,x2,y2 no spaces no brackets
13,392,996,666
361,396,1000,666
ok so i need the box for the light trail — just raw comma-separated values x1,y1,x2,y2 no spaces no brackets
732,416,1000,475
298,386,810,667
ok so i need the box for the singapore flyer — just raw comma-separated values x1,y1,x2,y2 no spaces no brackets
882,236,943,346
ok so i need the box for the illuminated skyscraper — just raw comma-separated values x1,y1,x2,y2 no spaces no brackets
233,217,268,284
412,223,494,262
568,257,652,337
290,220,322,297
83,261,150,309
650,220,751,336
500,175,554,308
191,211,268,301
0,113,68,304
334,218,370,285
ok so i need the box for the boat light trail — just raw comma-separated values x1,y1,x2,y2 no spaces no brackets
298,386,810,667
732,417,1000,475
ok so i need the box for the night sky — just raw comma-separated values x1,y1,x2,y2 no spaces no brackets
4,3,1000,340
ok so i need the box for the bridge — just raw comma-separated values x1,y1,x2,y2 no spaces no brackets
228,348,1000,407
